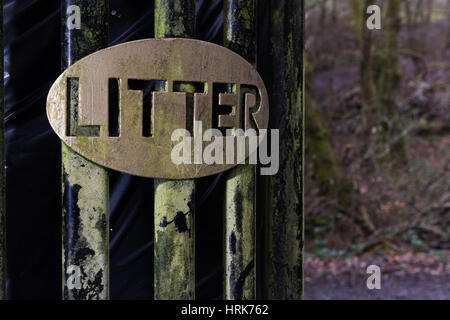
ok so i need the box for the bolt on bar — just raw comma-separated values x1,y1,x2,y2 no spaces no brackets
264,0,304,299
0,0,5,301
154,0,197,300
223,0,257,300
61,0,109,300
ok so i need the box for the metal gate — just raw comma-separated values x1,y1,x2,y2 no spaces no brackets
0,0,303,300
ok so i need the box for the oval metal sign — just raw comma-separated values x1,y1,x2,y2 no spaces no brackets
47,38,269,179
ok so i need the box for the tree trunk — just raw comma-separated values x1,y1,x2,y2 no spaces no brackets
305,59,352,206
447,0,450,50
350,0,408,165
331,0,337,23
350,0,378,131
425,0,434,25
319,0,328,29
376,0,408,166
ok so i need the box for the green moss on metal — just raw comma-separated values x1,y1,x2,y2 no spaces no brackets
61,0,109,300
67,78,100,137
154,0,196,300
155,0,195,39
223,0,257,300
223,0,257,65
154,180,195,299
224,165,256,300
264,0,304,300
62,143,109,300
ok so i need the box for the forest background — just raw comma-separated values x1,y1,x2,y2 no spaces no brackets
304,0,449,299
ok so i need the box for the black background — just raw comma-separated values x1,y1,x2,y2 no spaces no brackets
4,0,271,299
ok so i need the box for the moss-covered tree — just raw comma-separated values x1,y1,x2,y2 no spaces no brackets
376,0,408,165
446,0,450,50
350,0,408,166
305,58,352,207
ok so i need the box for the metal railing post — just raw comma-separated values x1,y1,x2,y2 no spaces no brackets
223,0,257,300
154,0,197,300
0,0,5,301
264,0,304,299
61,0,109,300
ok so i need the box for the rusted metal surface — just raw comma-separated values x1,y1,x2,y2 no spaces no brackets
61,0,109,300
0,0,5,300
154,0,196,300
264,0,304,300
47,39,269,179
223,0,257,300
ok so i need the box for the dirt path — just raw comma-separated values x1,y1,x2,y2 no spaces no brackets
304,251,449,299
305,273,449,300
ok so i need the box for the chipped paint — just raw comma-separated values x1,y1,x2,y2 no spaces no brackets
155,0,195,39
154,0,196,300
154,180,195,299
224,165,256,299
263,0,304,300
223,0,257,64
62,144,109,299
223,0,257,300
61,0,109,300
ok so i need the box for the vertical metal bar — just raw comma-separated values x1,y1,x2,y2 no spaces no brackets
264,0,304,299
61,0,109,300
0,0,5,301
223,0,257,300
154,0,196,300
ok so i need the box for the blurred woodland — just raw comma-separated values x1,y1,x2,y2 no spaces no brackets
305,0,450,266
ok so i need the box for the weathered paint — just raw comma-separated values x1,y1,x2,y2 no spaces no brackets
61,0,109,300
0,0,5,300
223,0,257,300
224,166,256,299
154,180,195,299
62,143,109,299
155,0,196,39
62,0,108,69
46,39,269,179
154,0,196,300
263,0,304,299
223,0,257,64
